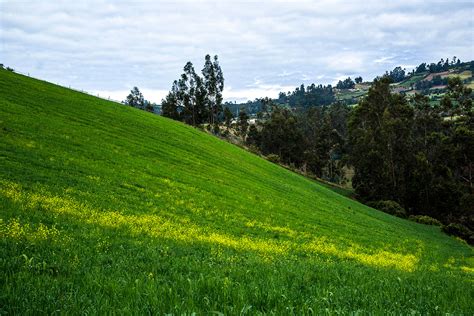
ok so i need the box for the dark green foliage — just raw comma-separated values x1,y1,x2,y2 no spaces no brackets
265,153,280,163
409,215,443,226
427,57,455,73
246,124,260,147
224,99,262,116
336,77,355,90
223,106,233,129
257,107,305,166
300,106,342,179
460,194,474,216
385,66,406,83
367,200,407,218
349,75,473,240
355,76,363,84
247,103,350,183
280,83,335,109
162,55,223,128
193,75,209,124
349,77,413,203
237,108,249,138
179,62,197,125
202,54,224,127
442,223,473,241
415,63,427,73
124,86,147,109
161,81,180,120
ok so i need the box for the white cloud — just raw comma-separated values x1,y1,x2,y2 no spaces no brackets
1,0,472,102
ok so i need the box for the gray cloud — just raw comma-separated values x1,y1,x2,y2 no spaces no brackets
1,0,473,103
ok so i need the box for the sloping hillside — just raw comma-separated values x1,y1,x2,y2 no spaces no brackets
0,69,472,314
336,63,474,105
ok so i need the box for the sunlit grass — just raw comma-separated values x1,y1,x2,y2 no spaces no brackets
0,69,473,314
1,179,421,272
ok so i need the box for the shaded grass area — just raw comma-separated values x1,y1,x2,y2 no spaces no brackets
0,69,473,314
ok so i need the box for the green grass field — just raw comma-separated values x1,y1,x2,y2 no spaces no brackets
335,89,367,102
447,70,472,80
0,69,473,314
397,73,427,88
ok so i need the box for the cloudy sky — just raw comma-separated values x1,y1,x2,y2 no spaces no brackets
1,0,473,103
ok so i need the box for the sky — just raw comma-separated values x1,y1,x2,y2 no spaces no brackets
1,0,473,103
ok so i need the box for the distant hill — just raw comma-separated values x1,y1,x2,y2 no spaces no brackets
0,69,473,313
228,60,474,115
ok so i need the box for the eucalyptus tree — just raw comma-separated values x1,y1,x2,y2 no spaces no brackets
202,54,224,128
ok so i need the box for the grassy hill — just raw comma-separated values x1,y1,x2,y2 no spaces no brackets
0,69,472,314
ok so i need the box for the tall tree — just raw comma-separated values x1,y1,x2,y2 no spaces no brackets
179,62,197,125
161,81,180,120
124,87,146,109
194,75,208,125
237,108,249,139
202,54,224,128
259,107,305,166
224,106,233,129
348,77,413,203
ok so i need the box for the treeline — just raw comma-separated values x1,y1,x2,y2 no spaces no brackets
336,77,357,89
377,57,467,84
161,54,224,132
349,77,472,236
240,77,473,243
415,56,463,74
277,83,335,108
244,102,349,184
225,82,336,116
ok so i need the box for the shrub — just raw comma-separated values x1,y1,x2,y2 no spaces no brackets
266,154,280,164
409,215,442,226
367,200,407,218
247,145,260,155
442,223,473,244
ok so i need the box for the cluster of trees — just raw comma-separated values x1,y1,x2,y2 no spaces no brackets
161,55,224,130
123,87,155,112
227,82,337,116
224,99,262,116
415,57,462,74
236,76,473,241
336,77,356,89
349,77,473,238
372,57,466,86
384,66,406,83
243,101,350,183
277,83,335,108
